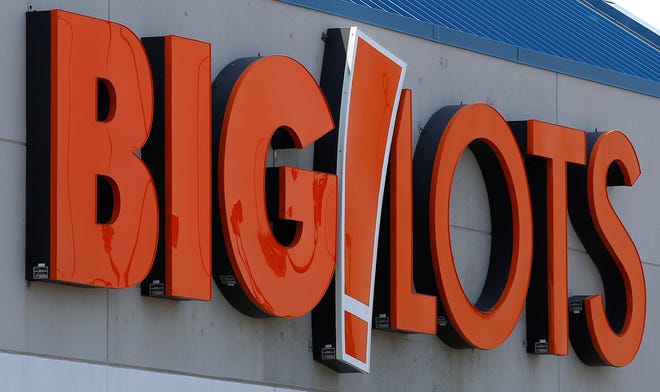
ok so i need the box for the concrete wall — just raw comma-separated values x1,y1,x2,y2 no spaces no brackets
0,0,658,390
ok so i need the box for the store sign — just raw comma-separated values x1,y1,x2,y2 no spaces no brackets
25,9,645,373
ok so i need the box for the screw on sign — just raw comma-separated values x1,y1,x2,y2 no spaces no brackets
25,9,645,373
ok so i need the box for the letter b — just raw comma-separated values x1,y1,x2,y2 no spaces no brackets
26,10,158,288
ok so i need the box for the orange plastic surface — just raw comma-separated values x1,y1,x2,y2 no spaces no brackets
344,311,369,363
390,90,437,334
218,56,337,318
584,131,645,366
528,120,586,355
343,37,403,306
430,103,533,349
50,10,158,288
164,36,212,300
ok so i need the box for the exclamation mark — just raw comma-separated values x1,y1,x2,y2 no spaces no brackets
313,27,406,373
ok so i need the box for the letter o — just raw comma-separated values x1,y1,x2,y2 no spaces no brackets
421,103,533,349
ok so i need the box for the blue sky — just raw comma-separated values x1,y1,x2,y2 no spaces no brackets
614,0,660,33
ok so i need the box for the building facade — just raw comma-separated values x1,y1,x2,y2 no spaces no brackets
2,0,659,390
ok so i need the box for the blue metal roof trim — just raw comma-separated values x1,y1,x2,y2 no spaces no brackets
338,0,659,81
518,47,659,96
276,0,660,98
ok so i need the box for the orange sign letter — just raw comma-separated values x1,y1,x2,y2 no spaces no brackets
213,56,337,318
141,36,212,300
413,104,533,349
511,120,586,355
567,131,645,366
26,10,158,288
372,90,437,334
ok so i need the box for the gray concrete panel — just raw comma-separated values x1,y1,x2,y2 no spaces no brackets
28,0,108,17
260,315,339,390
0,352,108,392
338,322,560,391
0,1,31,143
448,322,559,392
568,249,605,299
450,226,491,304
338,331,453,392
107,286,339,391
450,149,491,234
0,142,108,362
108,0,327,83
108,286,266,382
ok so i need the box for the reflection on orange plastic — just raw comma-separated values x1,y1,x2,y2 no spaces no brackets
430,103,533,349
343,38,403,306
344,312,368,363
390,90,437,334
50,10,158,287
339,35,405,370
584,131,645,366
219,56,337,318
528,120,586,355
164,36,212,300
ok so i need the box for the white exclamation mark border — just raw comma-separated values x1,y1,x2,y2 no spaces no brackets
334,26,407,374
